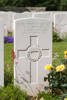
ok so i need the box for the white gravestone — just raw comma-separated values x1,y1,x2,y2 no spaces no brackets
0,12,14,36
54,12,67,38
14,12,52,95
0,19,4,86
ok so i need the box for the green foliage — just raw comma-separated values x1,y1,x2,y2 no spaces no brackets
0,84,28,100
4,67,13,86
44,60,67,95
0,84,60,100
4,43,13,86
59,93,67,100
38,92,59,100
53,31,63,42
0,0,67,11
53,42,67,66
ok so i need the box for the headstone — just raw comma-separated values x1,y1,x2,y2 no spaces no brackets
14,12,32,19
0,17,4,86
54,12,67,38
0,12,14,36
14,12,52,95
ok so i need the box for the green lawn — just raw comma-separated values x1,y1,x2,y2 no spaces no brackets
53,41,67,66
38,92,59,100
4,43,13,68
4,43,13,86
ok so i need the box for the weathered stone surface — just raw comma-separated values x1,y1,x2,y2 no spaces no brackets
0,12,14,36
54,12,67,38
14,12,32,20
0,17,4,86
14,12,52,95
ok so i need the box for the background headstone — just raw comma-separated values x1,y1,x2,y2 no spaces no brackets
14,12,52,95
0,12,14,36
54,12,67,38
14,12,32,19
0,16,4,86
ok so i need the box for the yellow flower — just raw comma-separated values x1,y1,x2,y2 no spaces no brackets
40,97,44,100
64,51,67,59
64,55,67,59
64,51,67,55
45,64,53,70
56,65,65,72
64,98,67,100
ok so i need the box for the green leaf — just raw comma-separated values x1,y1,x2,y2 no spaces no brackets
44,77,48,81
61,84,67,87
44,86,50,91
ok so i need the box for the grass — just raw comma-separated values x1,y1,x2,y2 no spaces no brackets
38,92,60,100
4,43,13,86
4,43,13,68
52,41,67,66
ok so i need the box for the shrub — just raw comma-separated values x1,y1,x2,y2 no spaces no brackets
38,92,59,100
0,84,28,100
53,31,63,42
44,63,67,95
4,67,13,86
4,45,14,86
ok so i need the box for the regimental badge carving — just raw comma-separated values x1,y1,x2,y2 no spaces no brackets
27,47,42,62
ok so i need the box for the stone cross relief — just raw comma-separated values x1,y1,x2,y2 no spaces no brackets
15,36,49,85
